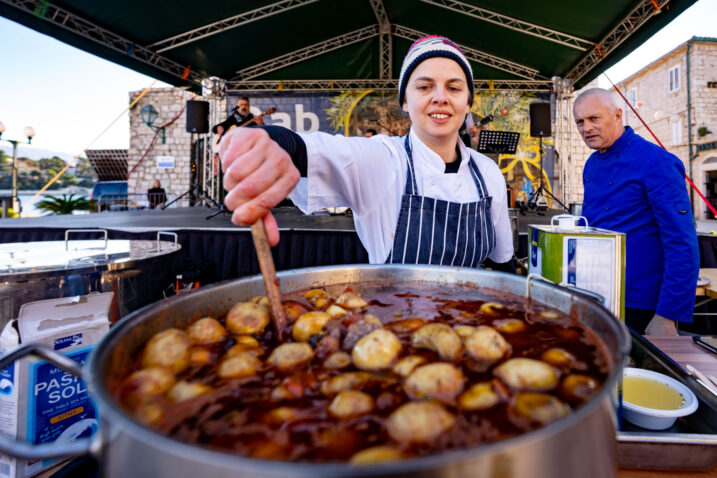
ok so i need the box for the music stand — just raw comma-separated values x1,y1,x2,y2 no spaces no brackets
476,130,520,155
526,137,568,213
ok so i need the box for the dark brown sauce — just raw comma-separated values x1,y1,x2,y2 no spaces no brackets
117,282,611,463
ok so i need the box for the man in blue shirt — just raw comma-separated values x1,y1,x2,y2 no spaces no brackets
573,88,699,336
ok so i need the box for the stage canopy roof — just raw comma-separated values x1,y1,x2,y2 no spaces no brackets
0,0,697,92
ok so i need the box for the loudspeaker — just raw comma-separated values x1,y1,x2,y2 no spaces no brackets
186,100,209,133
529,101,551,137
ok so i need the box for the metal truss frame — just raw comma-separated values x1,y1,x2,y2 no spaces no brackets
233,25,380,80
10,0,651,94
225,79,553,92
392,24,545,80
368,0,392,79
420,0,592,51
566,0,669,85
200,95,226,206
150,0,318,53
0,0,204,85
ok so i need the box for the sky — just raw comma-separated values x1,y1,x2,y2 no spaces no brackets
0,0,715,159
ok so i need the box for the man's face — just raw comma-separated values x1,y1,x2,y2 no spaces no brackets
236,99,250,115
402,57,471,148
573,95,624,153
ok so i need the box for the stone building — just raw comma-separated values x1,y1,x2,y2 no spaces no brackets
128,88,222,207
610,37,717,220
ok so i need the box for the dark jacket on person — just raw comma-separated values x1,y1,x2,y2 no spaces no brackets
211,109,255,135
148,187,167,208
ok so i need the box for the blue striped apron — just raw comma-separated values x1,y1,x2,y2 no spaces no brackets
386,135,495,267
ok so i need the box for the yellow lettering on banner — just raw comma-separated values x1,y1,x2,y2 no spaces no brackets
50,406,84,424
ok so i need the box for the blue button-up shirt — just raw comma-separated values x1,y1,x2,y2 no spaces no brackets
582,127,699,322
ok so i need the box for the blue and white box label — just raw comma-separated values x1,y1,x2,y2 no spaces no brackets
26,346,99,447
53,333,83,351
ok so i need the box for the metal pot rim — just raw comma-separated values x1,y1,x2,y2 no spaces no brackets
87,264,630,474
0,239,180,279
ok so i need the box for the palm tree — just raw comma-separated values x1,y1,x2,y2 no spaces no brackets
35,194,93,215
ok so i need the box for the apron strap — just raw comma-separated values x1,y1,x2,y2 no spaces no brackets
467,155,489,199
403,135,418,195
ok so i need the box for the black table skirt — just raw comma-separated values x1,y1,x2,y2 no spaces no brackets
0,227,369,283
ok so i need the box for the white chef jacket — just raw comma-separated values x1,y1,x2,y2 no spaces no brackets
290,128,514,265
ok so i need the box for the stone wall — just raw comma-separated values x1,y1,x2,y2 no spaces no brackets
128,88,213,205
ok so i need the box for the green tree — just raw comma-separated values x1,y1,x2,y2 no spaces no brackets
35,194,93,215
39,157,66,171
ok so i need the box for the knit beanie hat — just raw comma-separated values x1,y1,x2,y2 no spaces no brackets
398,35,474,106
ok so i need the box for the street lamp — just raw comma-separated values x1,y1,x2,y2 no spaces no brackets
0,122,35,215
140,104,166,143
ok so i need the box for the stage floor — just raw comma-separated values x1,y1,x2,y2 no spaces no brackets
0,206,564,285
0,206,562,234
1,206,357,233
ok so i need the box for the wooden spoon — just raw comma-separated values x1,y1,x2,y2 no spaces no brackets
250,219,287,342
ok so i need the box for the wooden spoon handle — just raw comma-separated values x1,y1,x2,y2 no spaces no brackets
250,219,287,342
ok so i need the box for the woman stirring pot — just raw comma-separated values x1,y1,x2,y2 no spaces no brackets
220,36,513,269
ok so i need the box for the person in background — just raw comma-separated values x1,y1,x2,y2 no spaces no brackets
212,95,264,141
573,87,699,336
459,112,492,149
365,128,378,137
148,180,167,209
219,35,514,270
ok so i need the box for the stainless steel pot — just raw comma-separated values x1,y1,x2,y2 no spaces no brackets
0,229,181,325
0,265,631,478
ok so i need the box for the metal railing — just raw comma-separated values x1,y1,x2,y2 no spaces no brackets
95,192,186,212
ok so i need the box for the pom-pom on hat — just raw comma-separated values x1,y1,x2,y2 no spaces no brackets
398,35,474,106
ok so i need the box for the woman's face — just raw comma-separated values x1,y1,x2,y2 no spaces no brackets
402,57,471,147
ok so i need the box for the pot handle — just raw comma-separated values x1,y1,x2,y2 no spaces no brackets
0,344,98,459
525,274,606,307
525,273,554,300
559,282,607,307
156,231,178,252
65,229,108,251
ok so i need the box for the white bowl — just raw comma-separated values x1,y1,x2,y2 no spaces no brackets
622,367,698,430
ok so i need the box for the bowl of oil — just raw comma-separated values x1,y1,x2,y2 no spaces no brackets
622,368,699,430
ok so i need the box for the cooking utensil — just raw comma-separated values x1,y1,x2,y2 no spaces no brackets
0,265,631,478
686,364,717,397
250,220,287,341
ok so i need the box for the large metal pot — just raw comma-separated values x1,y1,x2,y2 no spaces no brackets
0,265,630,477
0,230,181,326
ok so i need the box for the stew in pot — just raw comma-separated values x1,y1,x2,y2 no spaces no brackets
116,281,611,464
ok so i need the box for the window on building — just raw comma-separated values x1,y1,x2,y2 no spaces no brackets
670,119,682,145
668,66,680,92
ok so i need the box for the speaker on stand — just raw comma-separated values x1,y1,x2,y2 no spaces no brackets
186,100,209,133
525,101,568,213
163,101,222,214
